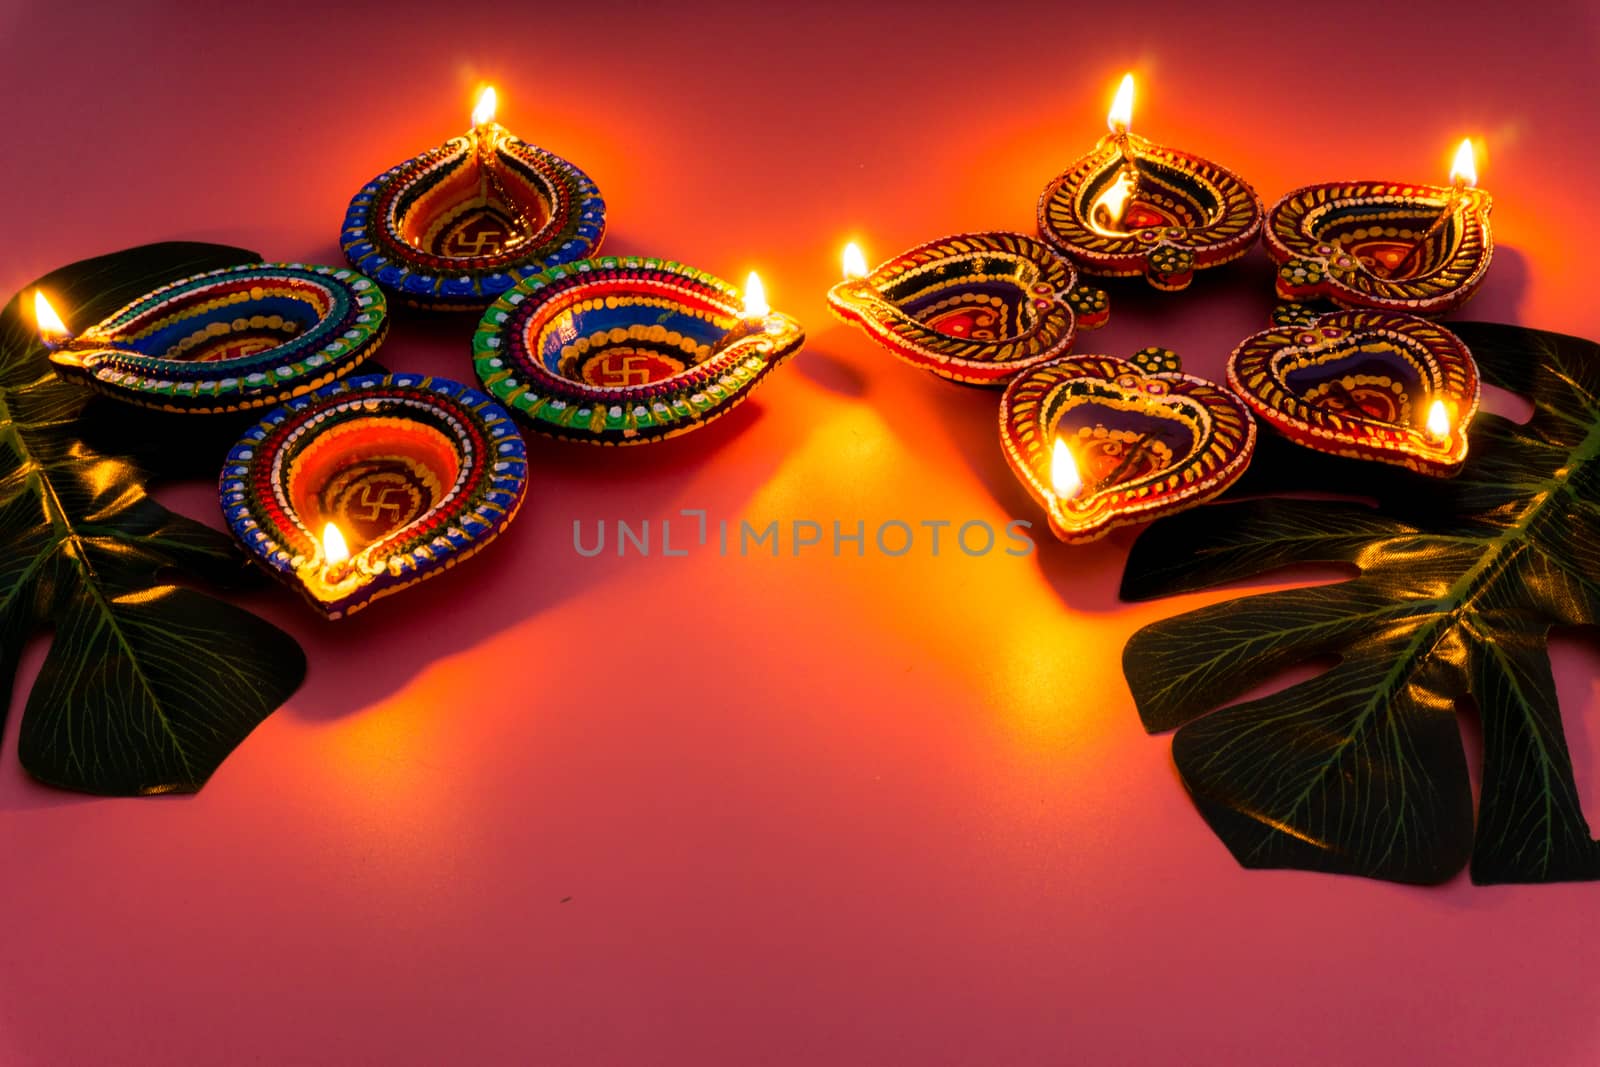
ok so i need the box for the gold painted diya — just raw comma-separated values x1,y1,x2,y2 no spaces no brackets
1038,75,1263,291
1228,307,1479,476
1000,347,1256,542
1265,139,1492,315
826,232,1109,386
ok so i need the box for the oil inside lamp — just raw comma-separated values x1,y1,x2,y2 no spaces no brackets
33,291,71,348
1050,437,1083,501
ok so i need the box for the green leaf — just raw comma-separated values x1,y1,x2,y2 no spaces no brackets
1120,322,1600,885
1,243,306,795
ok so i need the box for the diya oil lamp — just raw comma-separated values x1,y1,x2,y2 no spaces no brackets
35,263,387,413
1037,74,1264,291
220,373,528,619
826,232,1109,386
473,257,804,444
1265,139,1492,314
999,347,1256,542
1228,307,1479,476
341,86,606,311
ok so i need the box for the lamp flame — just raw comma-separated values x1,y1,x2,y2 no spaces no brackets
842,242,868,280
1450,138,1477,188
472,85,498,128
322,522,350,566
33,291,69,344
1107,73,1135,134
1426,399,1451,440
743,272,770,319
1093,170,1136,229
1051,437,1082,500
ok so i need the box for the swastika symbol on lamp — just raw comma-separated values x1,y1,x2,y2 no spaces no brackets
587,350,681,387
349,483,416,523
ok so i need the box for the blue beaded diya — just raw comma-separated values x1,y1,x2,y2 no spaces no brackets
220,373,528,619
340,88,605,311
472,257,804,445
44,263,387,413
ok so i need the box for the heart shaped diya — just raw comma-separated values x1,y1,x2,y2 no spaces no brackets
46,263,386,413
221,374,527,619
1037,133,1263,291
826,232,1109,386
1265,180,1493,314
1000,348,1256,542
1228,309,1480,476
341,91,605,311
473,257,804,445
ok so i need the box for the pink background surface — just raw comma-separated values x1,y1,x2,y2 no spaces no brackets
3,1,1600,1063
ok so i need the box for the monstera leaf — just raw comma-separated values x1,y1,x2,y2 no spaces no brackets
1,243,305,795
1121,321,1600,885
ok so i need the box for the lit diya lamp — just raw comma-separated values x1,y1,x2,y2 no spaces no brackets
1038,73,1264,291
1227,308,1479,476
35,263,387,413
826,232,1109,386
473,257,803,444
220,373,527,618
341,86,606,311
1265,138,1492,314
999,348,1256,542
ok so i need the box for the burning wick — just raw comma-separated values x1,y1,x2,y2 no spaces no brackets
1094,73,1140,231
1051,437,1083,501
1392,137,1478,277
34,291,71,349
322,521,351,569
1425,399,1451,441
742,271,770,320
468,84,531,248
841,242,868,281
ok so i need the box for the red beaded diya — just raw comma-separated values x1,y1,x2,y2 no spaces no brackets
1038,75,1263,291
220,373,528,619
999,347,1256,542
473,257,803,445
341,87,605,311
1265,139,1492,315
826,232,1109,386
1228,307,1479,476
